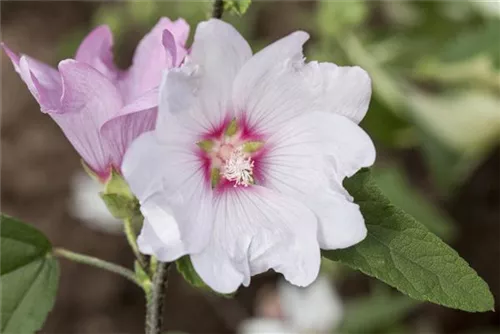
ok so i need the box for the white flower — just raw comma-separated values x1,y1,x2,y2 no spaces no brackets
69,171,122,234
123,19,375,293
240,276,343,334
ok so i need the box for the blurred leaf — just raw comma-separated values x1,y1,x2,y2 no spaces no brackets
323,169,494,312
439,19,500,69
316,0,367,37
372,166,456,240
224,0,252,16
340,286,419,333
1,215,59,334
409,92,500,152
360,97,414,148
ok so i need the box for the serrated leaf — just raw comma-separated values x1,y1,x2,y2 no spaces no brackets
224,0,251,16
323,169,494,312
1,214,60,333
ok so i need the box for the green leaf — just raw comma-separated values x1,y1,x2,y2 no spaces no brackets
1,214,60,333
223,0,251,16
323,169,494,312
372,166,456,240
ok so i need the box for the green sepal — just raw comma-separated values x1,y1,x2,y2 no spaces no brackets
225,119,238,137
100,170,140,219
211,168,221,189
242,141,264,153
197,139,215,153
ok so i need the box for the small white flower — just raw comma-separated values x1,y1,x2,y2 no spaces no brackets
69,171,122,234
123,19,375,293
240,276,343,334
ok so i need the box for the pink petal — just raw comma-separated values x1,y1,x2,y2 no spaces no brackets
120,18,190,103
100,88,159,171
75,25,120,82
54,59,123,178
2,43,62,112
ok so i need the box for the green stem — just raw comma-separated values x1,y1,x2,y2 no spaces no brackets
123,217,149,275
212,0,224,18
54,248,143,288
145,262,170,334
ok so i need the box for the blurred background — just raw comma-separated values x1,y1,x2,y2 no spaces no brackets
1,1,499,333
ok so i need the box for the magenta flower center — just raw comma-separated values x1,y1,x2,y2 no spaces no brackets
197,118,264,189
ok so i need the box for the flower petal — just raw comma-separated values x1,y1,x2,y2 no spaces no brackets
122,130,213,258
2,43,62,112
278,276,344,332
120,18,189,103
157,19,251,135
308,62,371,124
261,112,372,249
100,88,158,171
137,195,187,262
75,25,120,82
233,31,312,134
55,59,123,177
191,186,320,294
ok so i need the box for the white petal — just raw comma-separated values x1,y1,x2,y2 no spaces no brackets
309,189,367,249
278,276,344,332
191,186,320,294
261,112,372,249
122,130,213,259
137,195,187,262
307,62,371,124
233,31,313,135
301,111,376,179
239,319,295,334
157,19,251,135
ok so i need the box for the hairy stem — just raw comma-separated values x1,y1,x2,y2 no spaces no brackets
54,248,143,288
212,0,224,19
123,217,149,275
145,262,170,334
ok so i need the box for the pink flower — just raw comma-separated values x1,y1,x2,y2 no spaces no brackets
3,18,189,181
123,19,375,293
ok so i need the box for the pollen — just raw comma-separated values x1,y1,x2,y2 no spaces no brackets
221,147,255,187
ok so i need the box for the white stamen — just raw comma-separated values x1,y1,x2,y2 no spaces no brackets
222,147,254,187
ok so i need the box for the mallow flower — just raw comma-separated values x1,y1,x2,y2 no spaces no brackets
123,19,376,293
3,18,189,181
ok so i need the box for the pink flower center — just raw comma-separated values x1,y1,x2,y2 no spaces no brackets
197,118,264,189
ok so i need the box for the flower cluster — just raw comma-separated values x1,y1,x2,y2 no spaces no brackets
5,18,375,293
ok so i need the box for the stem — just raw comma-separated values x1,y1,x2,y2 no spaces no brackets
212,0,224,19
145,262,170,334
123,217,149,275
54,248,143,288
